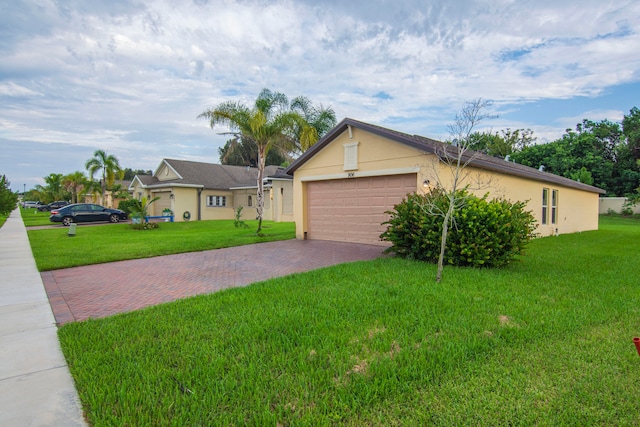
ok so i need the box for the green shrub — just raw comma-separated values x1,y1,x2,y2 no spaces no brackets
117,198,138,215
381,188,537,268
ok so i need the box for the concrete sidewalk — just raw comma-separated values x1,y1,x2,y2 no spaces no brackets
0,208,86,426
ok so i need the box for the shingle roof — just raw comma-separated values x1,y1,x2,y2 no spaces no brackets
285,118,606,195
134,159,288,190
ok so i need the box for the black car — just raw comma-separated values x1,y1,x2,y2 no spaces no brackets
38,200,69,211
49,203,128,226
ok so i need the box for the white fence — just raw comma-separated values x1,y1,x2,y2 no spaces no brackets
599,197,640,215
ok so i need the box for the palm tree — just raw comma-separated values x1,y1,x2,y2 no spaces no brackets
85,149,121,206
199,89,300,233
63,171,88,204
199,89,336,233
290,96,337,152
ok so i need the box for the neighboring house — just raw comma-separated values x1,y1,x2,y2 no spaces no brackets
285,118,606,245
84,179,132,208
129,159,293,222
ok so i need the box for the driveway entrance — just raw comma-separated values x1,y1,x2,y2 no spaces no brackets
41,240,385,325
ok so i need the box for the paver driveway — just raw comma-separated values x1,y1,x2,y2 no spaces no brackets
41,240,385,325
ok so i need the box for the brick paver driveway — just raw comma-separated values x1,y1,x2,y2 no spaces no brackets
42,240,385,325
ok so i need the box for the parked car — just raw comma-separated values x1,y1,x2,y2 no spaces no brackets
49,203,128,226
37,200,69,211
22,201,42,209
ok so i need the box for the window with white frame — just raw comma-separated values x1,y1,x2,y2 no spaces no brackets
207,195,226,207
551,189,558,224
541,188,549,225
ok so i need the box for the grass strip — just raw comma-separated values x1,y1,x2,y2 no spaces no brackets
28,220,295,271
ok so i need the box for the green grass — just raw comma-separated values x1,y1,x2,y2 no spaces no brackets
28,220,295,271
20,206,53,226
58,216,640,426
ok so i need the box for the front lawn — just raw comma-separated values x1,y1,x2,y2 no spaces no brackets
28,220,295,271
20,206,53,226
58,216,640,425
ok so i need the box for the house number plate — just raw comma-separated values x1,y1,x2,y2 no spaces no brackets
347,172,355,178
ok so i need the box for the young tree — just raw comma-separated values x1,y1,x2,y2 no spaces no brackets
426,99,495,282
199,89,335,234
0,175,19,215
85,149,122,205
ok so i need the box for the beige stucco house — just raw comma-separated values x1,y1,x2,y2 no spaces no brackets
285,118,606,245
129,159,293,222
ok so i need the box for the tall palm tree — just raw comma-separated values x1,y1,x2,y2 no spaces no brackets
63,171,88,204
199,89,311,234
290,96,337,152
85,149,121,206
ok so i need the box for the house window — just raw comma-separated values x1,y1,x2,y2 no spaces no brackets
207,195,226,207
551,190,558,224
343,142,359,171
542,188,549,225
248,195,253,207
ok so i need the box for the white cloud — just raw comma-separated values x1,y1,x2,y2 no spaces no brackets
0,0,639,191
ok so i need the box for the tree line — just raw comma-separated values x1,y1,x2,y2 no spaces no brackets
468,107,640,197
22,149,151,206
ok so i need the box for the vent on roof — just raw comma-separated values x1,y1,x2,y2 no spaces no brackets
538,165,545,172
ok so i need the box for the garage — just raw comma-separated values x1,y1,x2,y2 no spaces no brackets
306,174,417,245
151,191,172,216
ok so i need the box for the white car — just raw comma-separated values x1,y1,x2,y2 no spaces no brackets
22,201,42,208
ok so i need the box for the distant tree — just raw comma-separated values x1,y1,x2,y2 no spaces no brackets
63,171,88,203
0,175,19,215
512,113,640,196
622,107,640,162
467,128,535,158
122,168,152,180
570,167,594,185
85,150,121,205
33,173,71,203
219,136,290,167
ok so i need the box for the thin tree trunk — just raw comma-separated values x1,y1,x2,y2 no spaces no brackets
436,194,455,283
255,147,266,234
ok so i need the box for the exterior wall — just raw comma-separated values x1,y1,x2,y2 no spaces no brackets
599,197,640,214
200,189,235,220
269,180,294,222
172,187,200,222
292,126,601,241
462,169,600,236
232,189,259,220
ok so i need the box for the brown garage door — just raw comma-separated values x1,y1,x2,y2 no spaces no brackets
306,174,416,245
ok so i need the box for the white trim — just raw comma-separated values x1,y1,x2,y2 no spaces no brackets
229,184,273,190
154,159,183,179
299,166,420,182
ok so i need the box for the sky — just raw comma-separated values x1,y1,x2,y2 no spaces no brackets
1,0,639,192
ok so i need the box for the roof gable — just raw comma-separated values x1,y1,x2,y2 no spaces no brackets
133,159,290,190
285,118,605,195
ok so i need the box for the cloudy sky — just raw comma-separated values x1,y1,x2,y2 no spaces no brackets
1,0,639,192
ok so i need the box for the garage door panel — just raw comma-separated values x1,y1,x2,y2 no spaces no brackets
306,174,416,245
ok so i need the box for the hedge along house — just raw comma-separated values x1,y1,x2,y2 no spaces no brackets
129,159,293,222
285,118,606,245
